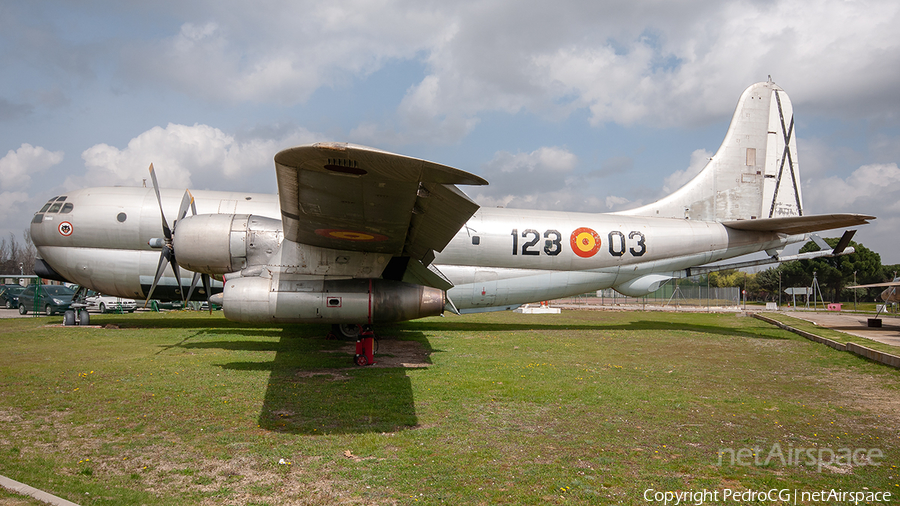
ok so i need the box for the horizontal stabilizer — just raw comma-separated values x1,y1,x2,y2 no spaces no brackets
722,213,875,235
848,281,900,289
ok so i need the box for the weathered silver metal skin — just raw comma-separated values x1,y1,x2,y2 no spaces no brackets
175,214,283,275
29,81,873,323
619,80,803,221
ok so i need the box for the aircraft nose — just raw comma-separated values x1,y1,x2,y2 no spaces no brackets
30,194,75,247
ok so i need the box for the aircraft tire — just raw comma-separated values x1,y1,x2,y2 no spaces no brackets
79,310,90,326
64,310,76,326
18,304,26,315
333,323,361,340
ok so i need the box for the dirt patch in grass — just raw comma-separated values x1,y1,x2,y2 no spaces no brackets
805,369,900,425
323,338,431,370
2,404,363,505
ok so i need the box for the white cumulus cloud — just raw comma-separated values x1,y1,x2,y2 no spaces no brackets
71,123,318,192
0,143,64,191
661,149,713,195
804,163,900,213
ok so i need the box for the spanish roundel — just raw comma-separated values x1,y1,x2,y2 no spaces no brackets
570,227,601,258
314,229,388,242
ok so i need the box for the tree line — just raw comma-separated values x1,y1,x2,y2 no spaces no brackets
705,237,897,303
0,231,36,276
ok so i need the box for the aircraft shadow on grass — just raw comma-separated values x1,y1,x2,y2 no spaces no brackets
173,327,435,435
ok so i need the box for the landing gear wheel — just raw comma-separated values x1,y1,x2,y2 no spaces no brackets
332,323,361,340
78,310,90,326
64,310,76,326
354,354,368,366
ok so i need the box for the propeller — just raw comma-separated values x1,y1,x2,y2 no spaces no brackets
144,163,193,307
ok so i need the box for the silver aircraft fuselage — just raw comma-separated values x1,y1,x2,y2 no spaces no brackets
31,185,798,311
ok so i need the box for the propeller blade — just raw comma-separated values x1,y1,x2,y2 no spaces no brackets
147,163,172,240
169,249,184,303
203,274,212,314
185,271,202,303
189,189,197,215
176,190,193,225
143,248,170,307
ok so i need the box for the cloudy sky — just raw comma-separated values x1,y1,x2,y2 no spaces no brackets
3,0,900,264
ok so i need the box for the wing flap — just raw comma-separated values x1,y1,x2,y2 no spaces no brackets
722,213,874,235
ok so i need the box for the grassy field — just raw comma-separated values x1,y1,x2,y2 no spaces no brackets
0,310,898,505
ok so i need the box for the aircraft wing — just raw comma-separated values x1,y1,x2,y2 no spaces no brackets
722,213,875,235
275,143,488,261
847,281,900,289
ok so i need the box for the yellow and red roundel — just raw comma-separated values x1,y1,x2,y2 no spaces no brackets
315,229,388,242
570,227,601,258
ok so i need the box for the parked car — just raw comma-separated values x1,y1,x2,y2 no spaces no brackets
84,290,137,313
0,285,25,309
148,299,183,310
17,284,75,315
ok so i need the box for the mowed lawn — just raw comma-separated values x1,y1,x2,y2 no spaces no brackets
0,309,898,505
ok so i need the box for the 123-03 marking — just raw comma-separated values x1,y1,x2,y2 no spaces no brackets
510,228,646,258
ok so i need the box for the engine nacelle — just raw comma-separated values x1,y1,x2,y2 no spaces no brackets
222,277,445,324
613,274,673,297
174,214,282,275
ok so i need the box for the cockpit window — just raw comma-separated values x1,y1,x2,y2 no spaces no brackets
39,203,52,213
55,196,67,202
48,203,62,213
60,203,74,213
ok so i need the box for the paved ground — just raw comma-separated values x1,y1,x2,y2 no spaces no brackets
781,310,900,347
0,308,48,319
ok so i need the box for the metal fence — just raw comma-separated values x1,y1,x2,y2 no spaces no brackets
556,281,742,309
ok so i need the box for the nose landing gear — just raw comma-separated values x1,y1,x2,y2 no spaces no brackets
63,308,90,326
63,286,91,326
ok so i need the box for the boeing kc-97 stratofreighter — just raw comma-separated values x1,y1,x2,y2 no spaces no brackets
29,79,873,362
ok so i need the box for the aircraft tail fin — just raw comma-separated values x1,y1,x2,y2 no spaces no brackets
618,78,803,222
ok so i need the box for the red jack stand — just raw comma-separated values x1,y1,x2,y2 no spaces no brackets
354,326,376,366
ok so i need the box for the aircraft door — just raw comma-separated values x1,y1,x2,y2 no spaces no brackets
473,269,498,306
